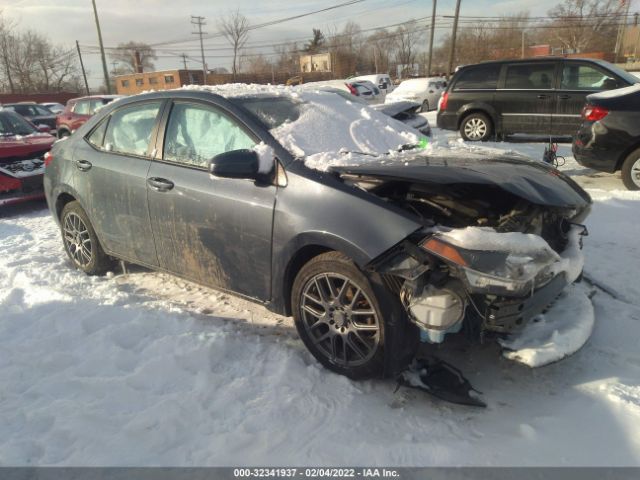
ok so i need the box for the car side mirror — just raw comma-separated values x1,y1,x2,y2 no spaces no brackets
37,124,51,133
209,149,259,180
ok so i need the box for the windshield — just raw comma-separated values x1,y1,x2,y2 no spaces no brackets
395,79,427,93
233,96,302,129
0,111,37,136
237,91,422,159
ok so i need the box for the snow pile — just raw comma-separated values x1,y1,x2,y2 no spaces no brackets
252,142,275,174
499,284,595,367
439,227,557,256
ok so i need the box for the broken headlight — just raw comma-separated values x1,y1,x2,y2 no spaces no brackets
420,236,559,296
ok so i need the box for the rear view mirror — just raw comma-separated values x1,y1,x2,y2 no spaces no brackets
209,149,259,179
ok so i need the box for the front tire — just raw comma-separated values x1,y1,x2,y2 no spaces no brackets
292,252,387,379
621,148,640,191
460,112,492,141
60,201,113,275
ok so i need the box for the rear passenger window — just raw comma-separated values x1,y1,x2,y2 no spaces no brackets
561,64,619,91
163,103,255,168
87,118,109,148
455,65,500,90
103,102,161,157
505,63,555,89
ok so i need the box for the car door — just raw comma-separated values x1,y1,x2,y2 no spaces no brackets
497,61,557,135
73,100,165,266
426,80,443,109
553,61,626,136
146,99,276,301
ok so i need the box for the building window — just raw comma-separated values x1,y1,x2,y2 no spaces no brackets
149,77,158,85
121,79,130,87
164,75,174,84
135,78,144,86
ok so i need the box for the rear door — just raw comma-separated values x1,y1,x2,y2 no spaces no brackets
497,61,558,135
553,60,625,135
146,99,276,300
74,100,165,266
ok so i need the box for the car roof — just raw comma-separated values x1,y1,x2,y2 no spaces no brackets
464,57,609,68
69,94,124,102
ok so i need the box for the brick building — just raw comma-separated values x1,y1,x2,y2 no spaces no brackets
115,70,205,95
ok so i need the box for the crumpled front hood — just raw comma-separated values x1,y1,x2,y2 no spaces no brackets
330,153,592,209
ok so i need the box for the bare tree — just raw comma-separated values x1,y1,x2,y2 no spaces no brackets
394,21,423,77
109,41,157,73
547,0,624,53
219,10,250,80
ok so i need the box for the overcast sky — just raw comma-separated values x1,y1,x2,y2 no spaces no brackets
4,0,569,88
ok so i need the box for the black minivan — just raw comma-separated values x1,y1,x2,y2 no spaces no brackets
437,57,639,141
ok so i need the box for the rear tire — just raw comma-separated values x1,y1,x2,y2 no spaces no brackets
58,130,70,139
292,251,388,380
460,112,492,141
621,148,640,191
60,201,113,275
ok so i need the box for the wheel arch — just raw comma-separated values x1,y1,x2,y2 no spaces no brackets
456,103,499,132
616,141,640,171
272,232,372,317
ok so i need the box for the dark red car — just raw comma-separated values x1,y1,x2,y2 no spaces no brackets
1,110,55,207
56,95,123,138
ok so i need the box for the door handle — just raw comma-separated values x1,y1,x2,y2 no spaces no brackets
537,94,550,100
75,159,92,171
558,94,571,100
147,177,174,192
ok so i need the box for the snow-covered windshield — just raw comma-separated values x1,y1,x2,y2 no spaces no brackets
231,89,422,158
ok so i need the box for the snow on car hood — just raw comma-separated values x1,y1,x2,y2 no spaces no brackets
180,83,423,158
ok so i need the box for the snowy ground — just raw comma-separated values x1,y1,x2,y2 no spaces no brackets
1,116,640,466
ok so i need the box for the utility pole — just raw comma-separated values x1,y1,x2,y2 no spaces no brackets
181,53,188,70
91,0,111,93
427,0,437,76
76,40,90,95
191,16,207,85
446,0,462,80
615,0,632,63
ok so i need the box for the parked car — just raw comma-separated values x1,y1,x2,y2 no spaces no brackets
385,77,447,112
301,80,383,104
56,95,123,138
0,110,55,207
371,101,431,135
44,87,591,403
2,102,58,133
351,74,395,94
437,58,640,141
40,102,65,114
573,84,640,190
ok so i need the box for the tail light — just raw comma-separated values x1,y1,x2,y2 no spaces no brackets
581,105,608,122
440,91,449,111
44,151,53,167
346,82,358,96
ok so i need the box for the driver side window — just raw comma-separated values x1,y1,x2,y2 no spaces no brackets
163,102,256,168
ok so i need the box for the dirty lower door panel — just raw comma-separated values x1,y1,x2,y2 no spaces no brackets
146,161,276,301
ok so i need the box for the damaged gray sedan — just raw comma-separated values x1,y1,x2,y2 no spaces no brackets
44,85,592,405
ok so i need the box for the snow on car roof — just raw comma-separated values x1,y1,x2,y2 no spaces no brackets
180,83,423,161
